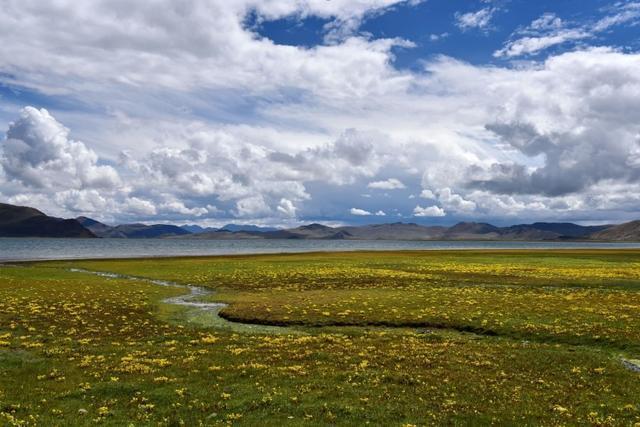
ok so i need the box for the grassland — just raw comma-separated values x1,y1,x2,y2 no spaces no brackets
1,250,640,425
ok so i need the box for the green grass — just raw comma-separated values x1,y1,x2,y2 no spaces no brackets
1,250,640,425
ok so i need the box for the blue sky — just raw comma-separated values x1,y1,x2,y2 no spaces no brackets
257,0,640,67
0,0,639,226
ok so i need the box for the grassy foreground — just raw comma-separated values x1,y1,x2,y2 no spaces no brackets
1,250,640,425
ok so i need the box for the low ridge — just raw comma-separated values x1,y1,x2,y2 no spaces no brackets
0,203,95,238
2,202,639,241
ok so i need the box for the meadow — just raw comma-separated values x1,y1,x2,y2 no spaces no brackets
1,250,640,425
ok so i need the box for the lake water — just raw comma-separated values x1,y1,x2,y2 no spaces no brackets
1,238,639,262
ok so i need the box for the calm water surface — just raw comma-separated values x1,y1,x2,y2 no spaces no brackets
1,238,639,262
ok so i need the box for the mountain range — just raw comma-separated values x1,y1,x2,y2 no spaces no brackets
77,217,191,238
0,203,95,238
1,202,638,241
181,221,611,241
75,217,280,238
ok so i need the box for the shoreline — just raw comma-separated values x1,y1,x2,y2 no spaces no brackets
3,245,640,264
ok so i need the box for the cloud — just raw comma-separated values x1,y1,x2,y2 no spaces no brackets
277,198,297,217
367,178,406,190
495,29,589,58
54,190,109,214
438,188,477,212
5,45,640,225
593,2,640,32
455,8,496,31
124,197,157,216
1,107,120,191
0,107,389,223
159,201,208,217
251,0,419,22
429,33,449,42
350,208,373,216
419,189,435,199
413,205,446,217
0,1,416,100
529,13,564,31
1,3,640,225
268,128,384,185
463,49,640,197
496,4,640,58
236,195,271,218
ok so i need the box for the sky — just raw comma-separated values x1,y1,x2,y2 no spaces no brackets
0,0,639,227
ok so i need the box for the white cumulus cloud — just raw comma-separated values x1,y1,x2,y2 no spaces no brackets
413,205,446,217
367,178,406,190
1,2,640,226
350,208,373,216
277,198,298,217
1,107,120,191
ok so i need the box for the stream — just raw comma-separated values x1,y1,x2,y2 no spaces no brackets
67,268,640,372
68,268,292,334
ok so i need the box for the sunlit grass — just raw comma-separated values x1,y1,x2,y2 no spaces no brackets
1,250,640,425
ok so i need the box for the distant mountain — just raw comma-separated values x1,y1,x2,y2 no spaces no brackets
497,225,561,241
590,221,640,241
525,222,609,238
181,224,204,234
180,224,217,234
5,201,640,241
219,222,450,240
77,216,113,236
221,224,280,232
440,221,612,241
0,203,95,238
180,229,265,240
444,222,500,239
182,223,342,240
280,223,339,239
111,224,192,239
105,223,192,238
77,217,192,238
340,223,446,240
178,221,543,241
177,220,640,241
181,224,272,234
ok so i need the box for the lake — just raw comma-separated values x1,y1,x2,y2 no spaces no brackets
1,238,640,262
